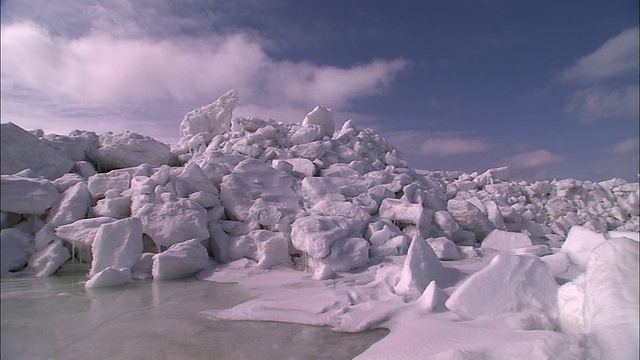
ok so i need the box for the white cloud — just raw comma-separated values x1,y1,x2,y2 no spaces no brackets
612,137,640,154
264,59,408,108
1,21,407,116
0,22,266,103
419,137,494,156
506,150,565,169
565,85,639,123
562,27,639,124
562,26,639,83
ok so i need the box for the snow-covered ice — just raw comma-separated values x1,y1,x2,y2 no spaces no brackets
85,267,132,288
480,229,534,252
583,238,639,360
0,122,74,179
1,175,60,215
394,236,444,297
445,254,559,321
136,199,210,248
1,90,638,359
87,131,172,171
152,239,211,280
26,240,71,277
89,217,143,277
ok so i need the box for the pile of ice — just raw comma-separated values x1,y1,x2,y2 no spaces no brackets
1,90,638,358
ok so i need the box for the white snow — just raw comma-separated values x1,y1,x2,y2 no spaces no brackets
445,254,559,321
220,158,302,228
301,106,335,138
557,273,586,333
434,210,460,232
427,236,461,260
310,200,371,232
291,215,351,259
291,125,321,145
480,229,534,252
0,122,74,179
89,217,143,277
394,236,444,297
85,267,132,288
416,280,443,313
54,217,117,248
152,239,211,280
54,217,117,263
379,198,432,229
131,253,154,280
560,225,607,269
227,229,293,269
447,198,495,239
136,199,210,248
51,173,85,192
277,158,316,178
26,239,71,277
583,237,639,360
1,228,34,275
91,194,132,218
87,131,172,171
1,90,639,359
179,89,238,138
318,237,370,272
1,175,60,214
87,170,132,199
46,181,91,227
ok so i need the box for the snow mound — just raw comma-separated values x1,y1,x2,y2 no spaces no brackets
27,240,71,277
480,229,534,252
136,199,210,248
3,89,639,359
152,239,211,280
302,106,335,138
584,237,639,360
1,122,74,179
179,89,238,141
88,131,172,171
89,217,143,277
220,158,302,229
560,225,607,269
1,175,60,215
1,90,638,284
557,273,586,333
394,236,444,297
86,267,132,288
1,228,34,275
446,254,558,321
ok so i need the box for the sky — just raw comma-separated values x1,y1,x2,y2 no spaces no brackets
1,0,638,182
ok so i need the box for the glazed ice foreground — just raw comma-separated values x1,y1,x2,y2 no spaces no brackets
1,90,638,359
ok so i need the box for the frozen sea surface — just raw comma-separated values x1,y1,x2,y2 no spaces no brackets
1,274,387,360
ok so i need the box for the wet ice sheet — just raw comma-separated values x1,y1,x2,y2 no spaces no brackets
199,258,591,359
1,274,387,360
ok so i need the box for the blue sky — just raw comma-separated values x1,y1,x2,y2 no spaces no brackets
1,0,638,181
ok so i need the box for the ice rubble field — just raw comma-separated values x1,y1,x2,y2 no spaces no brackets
1,90,639,359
